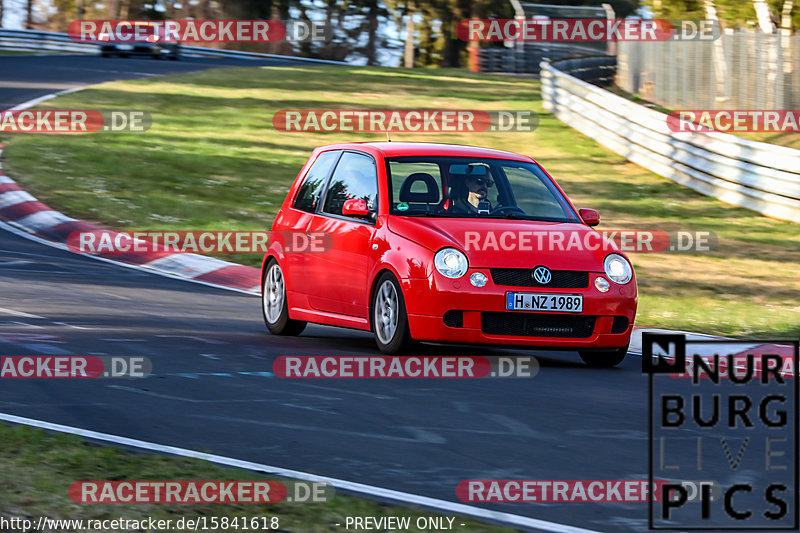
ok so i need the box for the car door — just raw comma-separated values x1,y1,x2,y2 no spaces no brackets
305,151,379,317
279,150,341,298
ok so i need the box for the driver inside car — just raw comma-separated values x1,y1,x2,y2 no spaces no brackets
448,174,494,214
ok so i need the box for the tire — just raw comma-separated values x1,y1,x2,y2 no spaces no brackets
370,272,411,354
579,345,628,368
100,52,111,58
169,53,180,61
262,260,306,336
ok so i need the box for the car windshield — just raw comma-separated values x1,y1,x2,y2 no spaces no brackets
385,156,580,222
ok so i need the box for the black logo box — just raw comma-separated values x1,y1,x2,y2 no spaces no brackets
643,333,799,530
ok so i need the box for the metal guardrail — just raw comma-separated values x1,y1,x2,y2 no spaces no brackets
541,56,800,223
0,28,344,65
476,44,605,74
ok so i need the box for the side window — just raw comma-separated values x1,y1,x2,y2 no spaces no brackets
388,161,442,207
293,150,340,213
322,152,378,218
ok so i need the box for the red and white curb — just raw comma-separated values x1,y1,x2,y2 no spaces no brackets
0,144,261,294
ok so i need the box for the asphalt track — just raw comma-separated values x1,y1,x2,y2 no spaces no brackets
0,55,792,533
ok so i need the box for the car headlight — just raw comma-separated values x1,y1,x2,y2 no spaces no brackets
604,253,633,284
434,248,468,279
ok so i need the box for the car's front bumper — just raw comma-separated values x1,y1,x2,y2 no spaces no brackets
401,269,637,349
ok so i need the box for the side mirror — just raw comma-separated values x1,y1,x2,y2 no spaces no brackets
579,208,600,227
342,198,370,217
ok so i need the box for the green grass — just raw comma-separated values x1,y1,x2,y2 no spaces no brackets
1,65,798,338
0,424,513,532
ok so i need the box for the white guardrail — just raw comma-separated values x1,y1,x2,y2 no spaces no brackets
541,57,800,223
0,28,344,65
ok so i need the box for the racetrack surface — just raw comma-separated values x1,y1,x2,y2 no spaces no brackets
0,53,300,109
0,55,785,533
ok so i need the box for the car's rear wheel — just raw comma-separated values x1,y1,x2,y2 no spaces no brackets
371,273,410,354
579,345,628,367
262,260,306,336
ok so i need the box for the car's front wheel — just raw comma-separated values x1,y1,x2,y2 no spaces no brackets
371,273,410,354
579,345,628,367
262,260,306,336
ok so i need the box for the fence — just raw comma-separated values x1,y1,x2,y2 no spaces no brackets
542,56,800,223
473,2,609,74
475,44,605,74
0,28,344,65
618,30,800,110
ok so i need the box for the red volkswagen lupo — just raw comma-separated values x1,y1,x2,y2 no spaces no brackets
261,142,637,366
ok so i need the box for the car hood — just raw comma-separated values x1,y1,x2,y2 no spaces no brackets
387,216,619,271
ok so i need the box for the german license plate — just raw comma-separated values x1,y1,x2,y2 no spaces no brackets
506,292,583,313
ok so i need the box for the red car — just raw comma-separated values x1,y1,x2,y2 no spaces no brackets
261,142,637,366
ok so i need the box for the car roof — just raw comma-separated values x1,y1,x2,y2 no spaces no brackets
316,142,535,162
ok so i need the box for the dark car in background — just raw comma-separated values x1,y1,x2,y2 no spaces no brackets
99,23,180,60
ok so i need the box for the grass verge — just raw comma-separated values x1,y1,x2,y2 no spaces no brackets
1,65,798,337
0,423,512,532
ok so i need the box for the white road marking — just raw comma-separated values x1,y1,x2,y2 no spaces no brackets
5,321,42,329
8,87,84,111
0,412,600,532
0,307,44,319
52,322,94,330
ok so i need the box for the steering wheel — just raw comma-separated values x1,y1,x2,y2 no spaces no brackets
490,205,526,216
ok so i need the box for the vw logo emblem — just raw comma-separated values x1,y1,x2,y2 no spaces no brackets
533,266,552,284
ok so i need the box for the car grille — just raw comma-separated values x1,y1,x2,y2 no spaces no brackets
489,268,589,288
482,312,596,338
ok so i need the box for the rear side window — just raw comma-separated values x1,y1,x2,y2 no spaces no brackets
322,152,378,217
293,151,340,213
